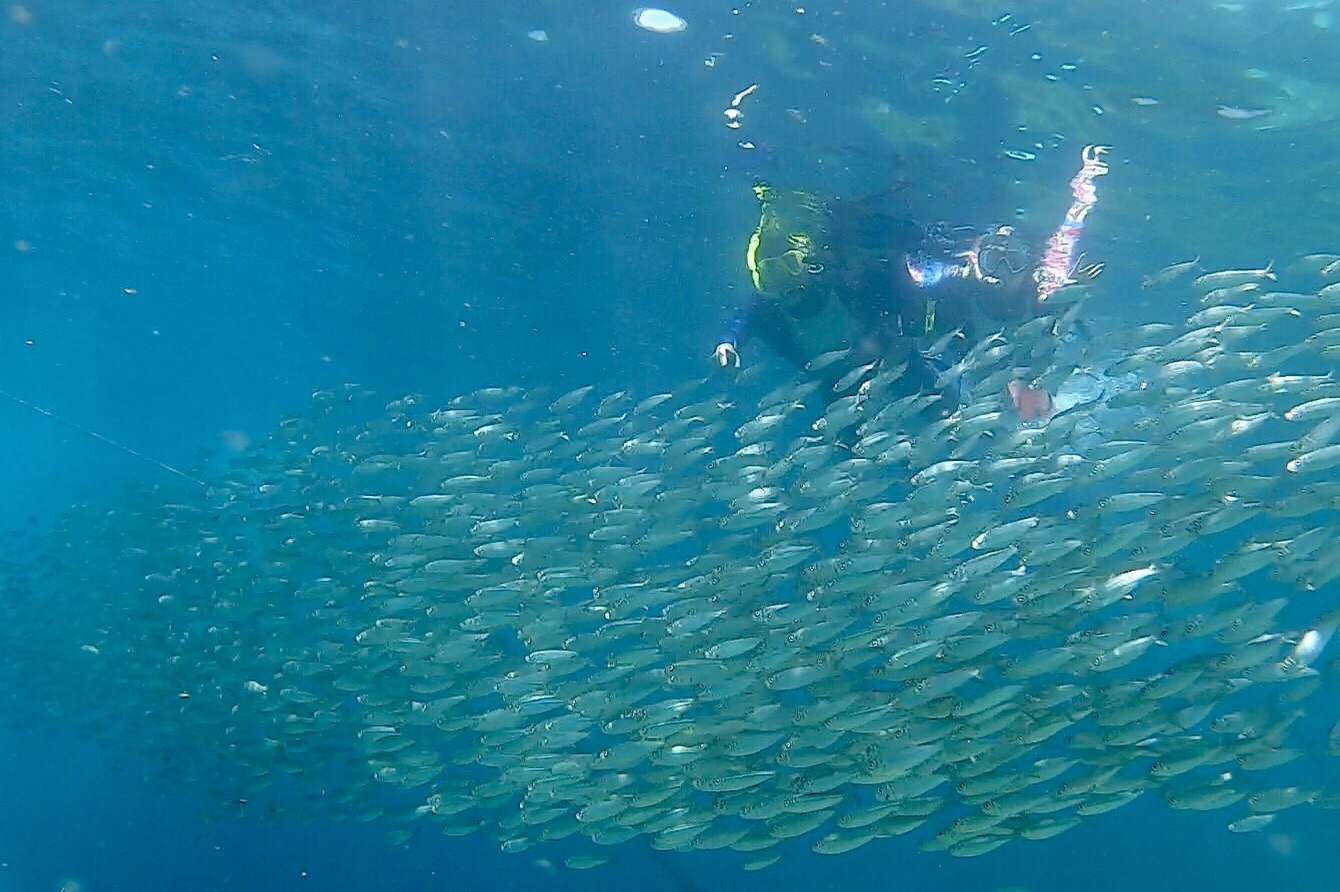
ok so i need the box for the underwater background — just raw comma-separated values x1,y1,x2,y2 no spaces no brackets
3,1,1340,890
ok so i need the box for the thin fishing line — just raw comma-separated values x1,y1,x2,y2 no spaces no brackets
0,387,207,487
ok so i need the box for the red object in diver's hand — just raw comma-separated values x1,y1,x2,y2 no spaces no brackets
1007,380,1054,421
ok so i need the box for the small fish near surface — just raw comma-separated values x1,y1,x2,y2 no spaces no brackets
1216,105,1274,121
1142,257,1202,289
1193,263,1276,291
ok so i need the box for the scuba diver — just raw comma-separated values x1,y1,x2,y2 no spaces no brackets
714,145,1111,420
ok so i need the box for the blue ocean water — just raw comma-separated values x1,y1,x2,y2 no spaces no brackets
4,1,1340,889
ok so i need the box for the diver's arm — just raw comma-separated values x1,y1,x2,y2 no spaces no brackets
905,255,974,289
1007,144,1111,421
715,299,808,369
1033,145,1110,305
714,301,754,367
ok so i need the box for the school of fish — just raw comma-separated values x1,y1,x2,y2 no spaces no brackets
7,254,1340,868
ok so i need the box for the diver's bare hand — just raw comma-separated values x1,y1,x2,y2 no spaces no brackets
714,343,740,368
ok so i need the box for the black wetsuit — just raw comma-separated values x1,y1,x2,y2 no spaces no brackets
721,205,1029,404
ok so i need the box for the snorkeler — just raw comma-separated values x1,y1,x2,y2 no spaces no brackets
714,145,1111,417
